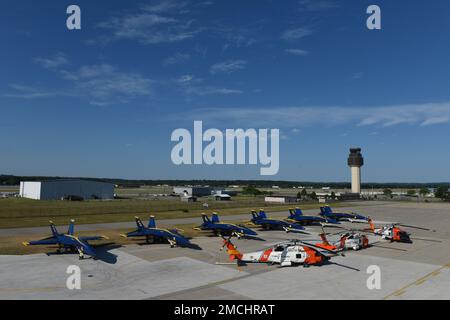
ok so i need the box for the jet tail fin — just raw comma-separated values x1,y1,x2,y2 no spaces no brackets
211,213,220,223
148,216,156,228
67,219,75,235
288,208,295,218
49,221,58,236
135,217,146,230
258,209,267,219
201,214,210,223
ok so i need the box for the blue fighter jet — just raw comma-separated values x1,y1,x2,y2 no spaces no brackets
250,210,307,233
195,213,258,238
121,216,191,248
23,220,108,260
319,206,368,223
286,208,340,226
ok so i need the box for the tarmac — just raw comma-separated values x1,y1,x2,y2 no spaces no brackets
0,201,449,300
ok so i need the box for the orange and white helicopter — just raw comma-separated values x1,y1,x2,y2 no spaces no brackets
363,217,435,243
221,237,344,268
315,227,369,251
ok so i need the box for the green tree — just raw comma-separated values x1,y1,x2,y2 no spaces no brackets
310,191,317,200
301,189,308,197
419,188,429,197
383,189,393,198
407,189,417,196
435,187,449,200
242,185,260,196
330,192,336,200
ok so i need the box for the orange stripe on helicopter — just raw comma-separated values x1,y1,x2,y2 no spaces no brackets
259,249,273,262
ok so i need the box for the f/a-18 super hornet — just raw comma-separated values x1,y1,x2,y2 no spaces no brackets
195,213,258,238
319,206,368,223
286,208,340,226
249,210,307,233
23,220,107,259
121,216,192,248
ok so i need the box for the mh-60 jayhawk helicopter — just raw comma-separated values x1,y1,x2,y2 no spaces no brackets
315,227,369,251
221,237,346,268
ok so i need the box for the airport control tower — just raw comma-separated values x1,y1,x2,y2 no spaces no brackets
348,148,364,194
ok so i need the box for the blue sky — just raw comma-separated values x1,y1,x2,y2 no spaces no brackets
1,0,450,182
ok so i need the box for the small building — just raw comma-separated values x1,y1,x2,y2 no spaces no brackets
215,194,232,201
19,180,114,201
265,196,297,204
173,186,212,197
212,189,238,196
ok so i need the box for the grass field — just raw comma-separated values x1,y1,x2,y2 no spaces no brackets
0,196,350,229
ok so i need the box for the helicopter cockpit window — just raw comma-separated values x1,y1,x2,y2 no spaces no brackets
274,246,285,252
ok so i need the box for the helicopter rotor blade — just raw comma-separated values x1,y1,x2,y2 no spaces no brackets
369,245,408,252
397,224,436,232
300,240,344,256
410,237,442,243
328,261,360,272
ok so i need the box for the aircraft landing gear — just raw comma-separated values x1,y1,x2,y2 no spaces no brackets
168,239,177,248
146,235,155,244
78,248,85,260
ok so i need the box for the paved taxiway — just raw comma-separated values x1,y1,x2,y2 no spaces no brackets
0,201,449,300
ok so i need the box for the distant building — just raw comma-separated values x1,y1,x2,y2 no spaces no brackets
173,186,212,197
265,196,297,204
215,194,232,201
212,189,238,196
19,180,114,201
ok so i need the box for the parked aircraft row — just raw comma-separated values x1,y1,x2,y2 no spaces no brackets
22,206,434,267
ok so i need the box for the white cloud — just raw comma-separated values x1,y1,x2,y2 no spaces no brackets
174,103,450,128
298,0,339,11
210,60,247,74
281,27,313,41
352,72,364,80
4,84,66,99
64,64,153,105
285,49,309,56
163,52,191,65
97,3,200,45
33,53,68,69
9,61,153,105
176,74,242,96
142,0,189,14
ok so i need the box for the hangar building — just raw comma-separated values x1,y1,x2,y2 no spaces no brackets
173,186,212,197
19,180,115,200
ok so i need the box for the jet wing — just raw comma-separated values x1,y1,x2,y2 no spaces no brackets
23,236,59,246
121,229,149,238
79,235,109,241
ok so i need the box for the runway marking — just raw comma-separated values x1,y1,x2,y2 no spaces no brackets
384,261,450,300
